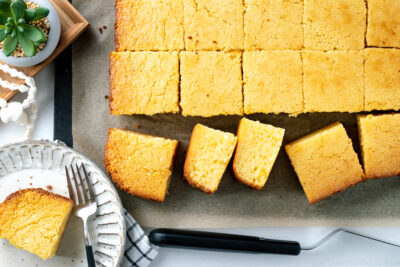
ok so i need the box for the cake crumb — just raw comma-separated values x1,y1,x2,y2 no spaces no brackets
46,185,53,190
99,28,103,34
103,25,107,29
104,95,109,100
135,125,140,129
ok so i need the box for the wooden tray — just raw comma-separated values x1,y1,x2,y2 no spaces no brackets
0,0,88,101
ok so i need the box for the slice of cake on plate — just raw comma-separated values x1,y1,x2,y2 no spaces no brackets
358,113,400,179
0,188,73,260
233,118,285,190
184,124,237,193
105,128,179,202
285,122,363,205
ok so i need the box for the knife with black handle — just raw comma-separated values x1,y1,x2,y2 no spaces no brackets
149,228,301,255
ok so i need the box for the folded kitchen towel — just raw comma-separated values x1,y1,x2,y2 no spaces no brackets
121,210,159,267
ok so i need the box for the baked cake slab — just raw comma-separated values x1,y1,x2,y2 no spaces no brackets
233,118,285,190
183,0,244,50
358,114,400,179
366,0,400,48
244,0,303,50
105,128,179,202
180,51,243,116
115,0,184,51
364,48,400,111
184,124,237,193
109,51,180,115
243,50,303,115
285,122,364,205
304,0,366,50
302,50,364,113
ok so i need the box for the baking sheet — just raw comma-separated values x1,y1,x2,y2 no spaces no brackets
71,0,400,228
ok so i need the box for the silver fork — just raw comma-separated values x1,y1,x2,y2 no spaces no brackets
65,164,97,267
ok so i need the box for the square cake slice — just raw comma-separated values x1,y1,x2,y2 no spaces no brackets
285,122,363,204
115,0,184,51
366,0,400,48
109,51,180,115
304,0,366,50
244,0,303,50
180,51,243,116
183,0,244,50
184,124,237,193
364,48,400,111
358,114,400,179
243,51,303,115
303,50,364,113
105,128,179,202
0,188,73,260
233,118,285,190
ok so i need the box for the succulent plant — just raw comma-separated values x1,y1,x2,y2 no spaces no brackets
0,0,49,57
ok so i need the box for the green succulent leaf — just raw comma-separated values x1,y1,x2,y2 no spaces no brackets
4,26,10,33
18,31,35,57
0,0,11,17
29,7,49,21
10,26,15,37
16,24,22,31
3,34,17,56
23,8,34,21
10,1,23,20
0,27,6,42
22,24,42,42
0,13,7,24
14,0,26,9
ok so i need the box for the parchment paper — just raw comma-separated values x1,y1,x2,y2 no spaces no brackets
71,0,400,228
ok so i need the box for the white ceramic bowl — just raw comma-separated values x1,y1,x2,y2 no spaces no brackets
0,0,61,67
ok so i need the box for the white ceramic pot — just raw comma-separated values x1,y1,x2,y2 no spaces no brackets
0,0,61,67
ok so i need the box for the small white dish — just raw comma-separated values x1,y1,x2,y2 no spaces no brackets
0,140,126,267
0,0,61,67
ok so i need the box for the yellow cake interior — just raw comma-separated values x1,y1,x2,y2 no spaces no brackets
233,118,285,190
0,188,73,260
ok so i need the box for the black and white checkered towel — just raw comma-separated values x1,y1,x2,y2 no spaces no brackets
121,210,159,267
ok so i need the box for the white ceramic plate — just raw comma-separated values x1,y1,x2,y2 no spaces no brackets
0,140,126,267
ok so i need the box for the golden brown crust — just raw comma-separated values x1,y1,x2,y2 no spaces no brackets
307,181,360,205
108,52,117,114
231,165,263,190
1,188,73,205
114,0,123,51
104,128,178,202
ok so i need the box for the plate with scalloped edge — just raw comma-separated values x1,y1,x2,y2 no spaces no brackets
0,140,126,267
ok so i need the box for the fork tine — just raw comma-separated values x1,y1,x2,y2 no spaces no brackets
70,164,83,205
82,164,96,202
75,164,88,204
65,166,76,204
